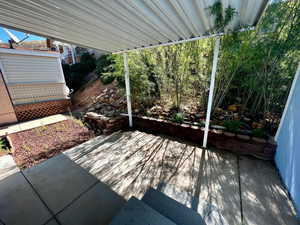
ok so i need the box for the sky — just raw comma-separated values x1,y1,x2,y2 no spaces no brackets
0,27,45,43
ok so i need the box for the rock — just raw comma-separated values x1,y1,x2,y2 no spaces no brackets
94,102,103,110
252,122,264,129
194,114,201,120
212,129,223,134
237,134,250,141
243,117,251,122
85,112,102,119
215,107,224,113
224,131,235,137
87,107,95,112
227,104,240,112
233,113,239,120
210,125,226,130
252,137,267,143
235,97,242,103
239,129,252,135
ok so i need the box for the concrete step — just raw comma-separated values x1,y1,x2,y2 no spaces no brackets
109,197,176,225
142,188,206,225
0,155,19,181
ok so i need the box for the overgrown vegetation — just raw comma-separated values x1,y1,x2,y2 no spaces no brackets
172,113,184,124
223,120,241,133
63,52,96,91
92,1,300,135
0,137,11,155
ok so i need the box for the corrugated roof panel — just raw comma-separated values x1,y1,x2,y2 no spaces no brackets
0,0,268,53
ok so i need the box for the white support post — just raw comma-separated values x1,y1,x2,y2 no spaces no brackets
203,37,221,148
123,53,133,127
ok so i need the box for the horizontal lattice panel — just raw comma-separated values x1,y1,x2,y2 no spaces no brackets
7,83,69,105
0,53,64,83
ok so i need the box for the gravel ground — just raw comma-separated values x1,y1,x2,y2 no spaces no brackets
8,119,94,169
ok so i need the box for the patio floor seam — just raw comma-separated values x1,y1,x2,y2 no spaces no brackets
0,218,6,225
20,171,62,225
237,155,244,225
53,179,100,217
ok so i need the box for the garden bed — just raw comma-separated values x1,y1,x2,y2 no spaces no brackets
8,119,95,169
132,116,276,160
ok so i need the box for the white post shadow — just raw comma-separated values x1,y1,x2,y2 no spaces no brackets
203,37,221,148
123,53,133,127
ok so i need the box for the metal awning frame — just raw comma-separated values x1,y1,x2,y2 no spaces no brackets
122,32,222,148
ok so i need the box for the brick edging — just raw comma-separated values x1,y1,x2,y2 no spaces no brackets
132,116,277,160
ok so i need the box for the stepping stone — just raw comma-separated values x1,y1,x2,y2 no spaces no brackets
0,155,19,180
23,154,98,214
142,188,206,225
0,173,52,225
109,197,176,225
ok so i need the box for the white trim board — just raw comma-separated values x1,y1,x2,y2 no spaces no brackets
275,63,300,141
0,48,60,58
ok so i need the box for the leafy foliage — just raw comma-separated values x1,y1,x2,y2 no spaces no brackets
223,120,241,133
92,1,300,135
172,113,184,124
63,53,96,91
80,53,96,72
208,1,237,32
251,128,266,138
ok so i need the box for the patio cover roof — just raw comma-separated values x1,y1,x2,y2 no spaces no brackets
0,0,268,53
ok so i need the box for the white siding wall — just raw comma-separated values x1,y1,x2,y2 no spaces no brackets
0,49,69,105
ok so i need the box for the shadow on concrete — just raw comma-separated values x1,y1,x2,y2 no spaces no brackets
0,153,126,225
0,130,298,225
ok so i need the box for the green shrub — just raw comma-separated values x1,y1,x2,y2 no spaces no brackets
251,128,265,138
96,55,116,76
0,139,5,151
80,53,96,72
172,113,184,124
223,120,241,133
70,63,89,74
100,73,115,85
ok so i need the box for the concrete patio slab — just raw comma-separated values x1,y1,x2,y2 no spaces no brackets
0,172,52,225
57,182,126,225
63,131,121,161
240,156,299,225
23,154,98,214
0,131,298,225
109,197,176,225
44,219,60,225
0,114,68,137
71,131,299,225
0,155,19,180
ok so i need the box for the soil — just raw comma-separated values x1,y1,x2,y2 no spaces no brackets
71,78,117,109
8,119,95,169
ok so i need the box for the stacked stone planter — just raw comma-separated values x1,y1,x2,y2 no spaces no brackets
132,116,276,160
83,112,127,135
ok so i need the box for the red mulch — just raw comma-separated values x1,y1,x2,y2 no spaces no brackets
8,119,95,169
